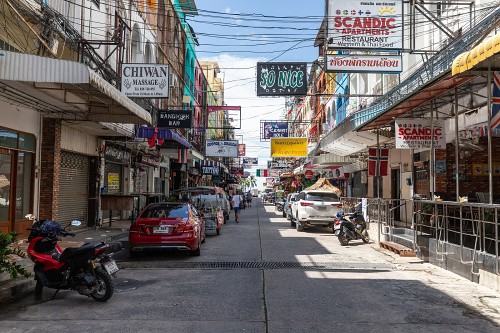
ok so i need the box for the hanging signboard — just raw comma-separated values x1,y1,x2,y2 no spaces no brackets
238,144,246,157
327,0,403,50
121,64,169,98
325,54,402,73
270,138,308,157
257,62,307,96
263,121,289,139
395,118,446,149
206,140,239,157
157,110,192,128
202,165,220,175
242,157,258,165
267,159,290,169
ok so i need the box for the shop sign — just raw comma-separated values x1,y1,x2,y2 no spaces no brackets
257,62,307,96
268,159,291,169
325,54,402,73
206,140,239,157
238,144,246,157
202,165,220,175
107,173,120,192
266,177,275,184
263,122,289,139
121,64,169,98
140,154,160,167
327,0,403,50
242,157,258,165
305,170,314,179
395,118,446,149
189,167,200,176
270,138,308,157
104,145,131,164
157,109,192,128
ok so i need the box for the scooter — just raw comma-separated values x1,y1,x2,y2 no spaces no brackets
276,200,284,212
26,214,122,302
333,211,370,246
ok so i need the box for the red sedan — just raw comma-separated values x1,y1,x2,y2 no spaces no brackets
129,202,206,256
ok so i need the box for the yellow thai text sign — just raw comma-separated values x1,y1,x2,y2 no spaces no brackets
270,137,308,157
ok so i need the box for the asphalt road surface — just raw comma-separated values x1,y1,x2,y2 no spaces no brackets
1,199,500,333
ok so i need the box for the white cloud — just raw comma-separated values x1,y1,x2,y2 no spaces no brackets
225,7,231,13
200,54,286,172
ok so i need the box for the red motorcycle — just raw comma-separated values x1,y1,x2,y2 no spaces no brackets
26,214,121,302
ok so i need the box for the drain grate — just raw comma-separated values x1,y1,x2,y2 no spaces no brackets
119,261,394,271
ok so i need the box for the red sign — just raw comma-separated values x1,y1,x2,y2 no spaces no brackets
238,144,246,157
304,170,314,179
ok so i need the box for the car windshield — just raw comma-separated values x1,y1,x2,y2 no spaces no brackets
140,204,189,218
305,192,339,202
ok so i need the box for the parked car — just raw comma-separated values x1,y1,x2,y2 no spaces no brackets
129,202,206,256
284,193,299,221
291,190,342,232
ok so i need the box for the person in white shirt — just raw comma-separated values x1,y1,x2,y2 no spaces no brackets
232,193,242,222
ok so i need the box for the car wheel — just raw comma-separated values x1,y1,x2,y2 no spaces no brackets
296,217,304,232
290,220,296,228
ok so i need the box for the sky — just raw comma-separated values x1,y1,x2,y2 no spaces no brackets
188,1,324,188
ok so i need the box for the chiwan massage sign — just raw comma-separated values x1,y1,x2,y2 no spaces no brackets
395,118,446,149
121,64,169,98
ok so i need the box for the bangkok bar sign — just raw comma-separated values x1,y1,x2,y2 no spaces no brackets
121,64,169,98
157,110,192,128
257,62,307,96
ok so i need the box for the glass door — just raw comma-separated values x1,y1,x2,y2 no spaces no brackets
0,149,12,224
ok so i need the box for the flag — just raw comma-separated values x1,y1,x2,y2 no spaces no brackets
256,169,268,177
147,127,164,148
178,148,188,164
368,148,389,177
491,71,500,131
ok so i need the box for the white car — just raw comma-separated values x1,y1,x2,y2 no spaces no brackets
291,190,342,232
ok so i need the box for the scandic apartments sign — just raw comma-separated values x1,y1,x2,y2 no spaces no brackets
270,138,308,157
395,118,446,149
327,0,403,50
257,62,307,96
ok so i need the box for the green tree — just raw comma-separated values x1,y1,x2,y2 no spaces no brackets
0,232,31,279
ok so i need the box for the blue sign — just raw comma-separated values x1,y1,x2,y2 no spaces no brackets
263,122,289,139
243,157,258,165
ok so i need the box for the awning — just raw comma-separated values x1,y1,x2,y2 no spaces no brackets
0,50,151,124
452,32,500,76
136,127,190,148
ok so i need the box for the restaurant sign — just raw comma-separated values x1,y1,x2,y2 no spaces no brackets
395,118,446,149
270,138,308,157
121,64,169,98
327,0,403,50
325,54,402,73
157,109,192,128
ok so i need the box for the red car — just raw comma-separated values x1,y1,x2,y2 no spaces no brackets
129,202,206,256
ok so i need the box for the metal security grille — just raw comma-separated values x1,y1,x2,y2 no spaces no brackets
59,151,89,226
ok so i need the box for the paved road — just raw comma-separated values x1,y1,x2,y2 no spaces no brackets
1,200,500,333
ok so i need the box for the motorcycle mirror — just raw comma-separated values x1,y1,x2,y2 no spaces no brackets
25,213,35,221
71,220,82,227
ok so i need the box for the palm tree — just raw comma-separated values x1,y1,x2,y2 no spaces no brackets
248,175,257,188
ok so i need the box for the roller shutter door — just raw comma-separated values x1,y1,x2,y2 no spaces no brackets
59,151,89,226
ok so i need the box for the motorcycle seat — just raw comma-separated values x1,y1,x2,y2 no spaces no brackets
59,242,102,262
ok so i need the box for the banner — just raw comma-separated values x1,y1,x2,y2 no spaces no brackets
325,54,402,73
257,62,307,96
368,148,389,177
242,157,258,165
121,64,169,98
270,138,308,157
263,122,289,139
327,0,403,50
238,144,246,157
157,110,192,128
395,118,446,149
206,140,239,157
492,71,500,131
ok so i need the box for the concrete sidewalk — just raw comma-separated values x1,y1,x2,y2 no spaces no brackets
0,220,130,303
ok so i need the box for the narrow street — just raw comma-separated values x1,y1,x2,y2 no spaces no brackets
1,199,499,333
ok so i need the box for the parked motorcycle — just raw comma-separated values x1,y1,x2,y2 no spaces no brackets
26,214,122,302
333,211,369,246
276,200,284,212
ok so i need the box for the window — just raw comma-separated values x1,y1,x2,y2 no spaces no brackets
16,152,34,220
0,129,18,149
305,192,339,202
140,204,188,218
0,151,11,222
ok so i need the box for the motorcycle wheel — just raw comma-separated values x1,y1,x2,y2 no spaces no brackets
91,268,114,302
362,230,370,243
338,228,349,246
35,280,43,298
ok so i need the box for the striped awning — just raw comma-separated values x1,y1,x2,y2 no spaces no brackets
452,32,500,76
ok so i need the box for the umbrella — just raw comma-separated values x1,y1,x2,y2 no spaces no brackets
304,178,342,196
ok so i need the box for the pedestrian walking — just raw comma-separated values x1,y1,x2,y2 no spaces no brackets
232,193,243,222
